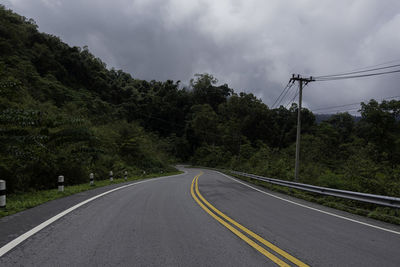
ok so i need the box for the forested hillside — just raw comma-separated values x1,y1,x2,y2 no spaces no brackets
1,6,399,198
0,6,178,192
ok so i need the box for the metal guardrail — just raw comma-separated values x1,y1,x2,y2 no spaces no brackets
230,170,400,208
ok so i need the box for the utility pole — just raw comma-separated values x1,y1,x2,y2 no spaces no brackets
289,74,314,182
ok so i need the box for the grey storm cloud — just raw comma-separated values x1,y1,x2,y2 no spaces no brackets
5,0,400,113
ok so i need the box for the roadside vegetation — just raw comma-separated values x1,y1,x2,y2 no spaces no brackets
0,6,177,194
0,6,399,222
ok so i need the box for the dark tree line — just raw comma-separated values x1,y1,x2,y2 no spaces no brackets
0,6,399,198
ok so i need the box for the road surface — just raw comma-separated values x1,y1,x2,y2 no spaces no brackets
0,167,399,266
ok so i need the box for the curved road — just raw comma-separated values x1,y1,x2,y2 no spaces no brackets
1,167,399,266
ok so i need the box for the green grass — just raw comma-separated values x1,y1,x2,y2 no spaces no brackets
225,171,400,225
0,171,182,218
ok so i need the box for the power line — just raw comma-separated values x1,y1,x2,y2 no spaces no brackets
284,82,313,109
315,63,400,79
281,84,296,108
312,102,361,112
275,82,297,108
312,59,400,78
285,84,299,108
271,82,290,109
271,82,294,109
315,108,361,114
288,62,398,182
314,69,400,81
311,95,400,113
351,59,400,70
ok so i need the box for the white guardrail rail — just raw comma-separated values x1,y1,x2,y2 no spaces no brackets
230,170,400,208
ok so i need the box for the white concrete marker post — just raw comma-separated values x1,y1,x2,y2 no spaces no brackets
0,180,6,208
90,173,94,186
124,171,128,181
109,171,113,182
58,175,64,192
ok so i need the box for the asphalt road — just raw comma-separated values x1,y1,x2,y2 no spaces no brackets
1,167,400,266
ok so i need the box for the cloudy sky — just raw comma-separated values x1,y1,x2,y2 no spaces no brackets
4,0,400,113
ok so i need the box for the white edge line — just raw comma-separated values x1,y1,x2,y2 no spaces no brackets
0,171,187,257
216,171,400,235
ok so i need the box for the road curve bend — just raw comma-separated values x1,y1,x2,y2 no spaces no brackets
0,167,399,266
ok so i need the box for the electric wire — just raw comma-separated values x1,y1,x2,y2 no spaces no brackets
280,84,295,108
350,59,400,70
312,102,361,112
285,82,311,109
285,84,299,108
313,58,400,78
314,108,360,114
314,63,400,79
271,82,294,109
314,69,400,81
311,95,400,112
271,82,290,109
276,82,296,108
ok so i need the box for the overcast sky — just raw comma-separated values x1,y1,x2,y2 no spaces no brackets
4,0,400,113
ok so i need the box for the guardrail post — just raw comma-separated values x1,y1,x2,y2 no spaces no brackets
90,173,94,186
124,171,128,181
109,171,113,182
58,175,64,192
0,180,6,208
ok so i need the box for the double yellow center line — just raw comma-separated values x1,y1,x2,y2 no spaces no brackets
190,172,309,267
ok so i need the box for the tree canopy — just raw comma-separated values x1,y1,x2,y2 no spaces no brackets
1,6,399,199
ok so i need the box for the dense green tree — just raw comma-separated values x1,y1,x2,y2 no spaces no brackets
190,104,219,145
1,5,399,198
357,100,400,165
190,73,233,111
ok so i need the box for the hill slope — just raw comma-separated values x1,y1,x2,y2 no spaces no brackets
1,5,399,203
0,6,177,192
